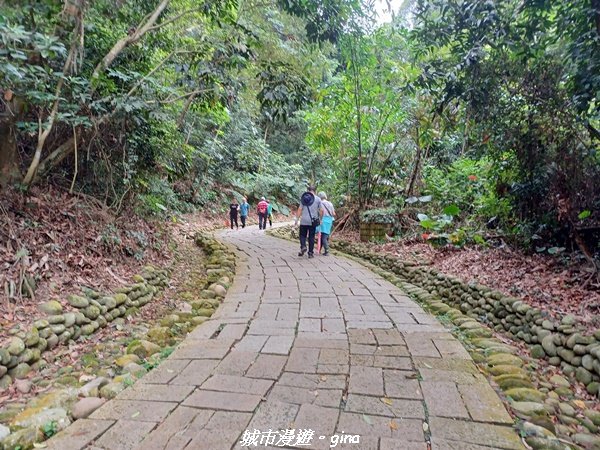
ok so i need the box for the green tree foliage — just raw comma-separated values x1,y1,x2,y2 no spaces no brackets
0,0,342,216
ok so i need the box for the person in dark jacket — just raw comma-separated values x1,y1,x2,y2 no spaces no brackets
229,197,239,229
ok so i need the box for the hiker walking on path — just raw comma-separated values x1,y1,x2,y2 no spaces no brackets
257,197,269,230
318,191,335,255
229,197,239,229
295,185,322,258
267,200,274,227
239,197,249,228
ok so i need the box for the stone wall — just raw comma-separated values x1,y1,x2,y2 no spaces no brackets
0,266,168,388
332,239,600,395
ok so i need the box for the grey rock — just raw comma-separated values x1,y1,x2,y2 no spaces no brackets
576,367,593,385
9,362,31,379
99,382,125,399
0,426,43,449
15,379,32,394
79,376,110,397
47,314,65,324
0,348,10,365
582,354,594,371
541,335,557,357
71,397,106,419
67,294,89,308
7,337,25,356
542,320,554,331
63,312,76,327
0,423,9,440
38,300,63,315
561,315,576,326
12,407,71,431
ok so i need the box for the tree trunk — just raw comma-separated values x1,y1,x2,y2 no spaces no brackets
406,126,422,197
0,118,21,187
0,99,24,187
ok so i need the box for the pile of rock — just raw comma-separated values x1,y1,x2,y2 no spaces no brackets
0,232,237,449
346,252,600,449
332,238,600,396
0,266,168,390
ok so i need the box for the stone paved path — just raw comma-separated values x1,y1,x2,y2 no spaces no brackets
47,225,526,450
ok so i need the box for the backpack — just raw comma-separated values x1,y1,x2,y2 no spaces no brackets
258,202,267,213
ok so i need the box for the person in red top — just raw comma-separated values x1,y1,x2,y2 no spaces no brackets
257,197,268,230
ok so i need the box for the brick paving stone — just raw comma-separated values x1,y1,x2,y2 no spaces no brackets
415,357,479,373
204,410,253,430
248,400,299,430
348,329,376,345
373,355,413,370
322,318,346,333
294,331,348,342
133,407,213,450
294,404,339,436
429,417,526,450
286,347,320,373
90,399,177,422
45,419,114,450
299,318,321,332
262,335,295,354
351,354,374,366
375,345,411,357
421,381,469,418
404,336,442,358
117,383,194,402
383,370,423,400
433,339,472,359
430,438,506,449
345,394,425,419
169,359,219,385
319,348,349,365
278,372,347,390
350,343,379,355
183,389,262,412
214,350,257,376
373,329,405,346
380,438,429,450
269,385,342,408
246,354,287,380
457,383,513,424
170,339,234,359
217,323,248,340
94,420,157,450
316,363,349,374
328,436,378,450
337,412,424,441
347,320,393,329
185,428,244,449
139,359,190,385
349,366,384,396
234,335,268,352
200,374,273,396
419,368,487,385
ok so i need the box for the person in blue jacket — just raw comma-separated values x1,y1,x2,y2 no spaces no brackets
239,197,250,228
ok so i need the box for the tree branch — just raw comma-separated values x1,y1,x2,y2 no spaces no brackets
146,8,203,32
91,0,171,80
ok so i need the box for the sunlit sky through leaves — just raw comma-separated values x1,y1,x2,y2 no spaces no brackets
374,0,403,24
